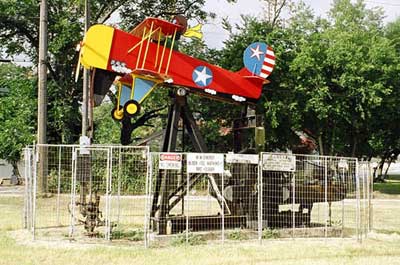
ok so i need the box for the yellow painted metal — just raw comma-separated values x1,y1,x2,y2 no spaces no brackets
117,82,122,111
80,25,114,70
158,39,167,73
165,29,177,75
130,74,136,99
126,103,138,115
117,73,163,105
127,26,161,54
113,109,124,120
136,27,147,69
155,28,162,68
141,21,154,69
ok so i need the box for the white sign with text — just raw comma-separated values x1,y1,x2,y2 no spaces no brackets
187,153,224,174
262,153,296,172
226,153,259,164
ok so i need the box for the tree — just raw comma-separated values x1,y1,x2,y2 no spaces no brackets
0,64,36,179
0,0,218,146
219,0,400,159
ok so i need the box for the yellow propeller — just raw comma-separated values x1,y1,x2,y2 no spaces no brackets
74,42,83,82
183,24,203,40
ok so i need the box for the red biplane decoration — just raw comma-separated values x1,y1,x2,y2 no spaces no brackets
76,16,275,120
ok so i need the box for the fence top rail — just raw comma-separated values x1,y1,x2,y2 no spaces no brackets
260,152,358,161
34,144,149,150
149,151,358,161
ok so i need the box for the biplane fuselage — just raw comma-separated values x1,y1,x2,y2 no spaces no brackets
79,18,270,105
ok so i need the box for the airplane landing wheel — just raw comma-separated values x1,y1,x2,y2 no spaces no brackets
124,100,141,118
111,106,124,121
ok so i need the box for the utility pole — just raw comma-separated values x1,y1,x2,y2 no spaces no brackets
81,0,90,137
38,0,48,193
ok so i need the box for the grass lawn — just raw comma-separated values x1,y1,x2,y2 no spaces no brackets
374,174,400,198
0,189,400,264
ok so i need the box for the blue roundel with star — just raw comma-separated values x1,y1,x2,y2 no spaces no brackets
243,42,268,75
192,66,213,87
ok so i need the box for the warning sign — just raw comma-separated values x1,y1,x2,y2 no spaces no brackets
187,153,224,174
159,153,182,170
262,153,296,172
226,154,259,164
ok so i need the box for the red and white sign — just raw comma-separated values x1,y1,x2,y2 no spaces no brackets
159,153,182,170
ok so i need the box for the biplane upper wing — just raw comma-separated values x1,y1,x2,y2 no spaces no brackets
129,17,185,38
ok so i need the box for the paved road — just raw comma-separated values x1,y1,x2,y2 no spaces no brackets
0,185,24,196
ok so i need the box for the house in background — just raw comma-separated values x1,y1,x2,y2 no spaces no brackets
0,159,17,185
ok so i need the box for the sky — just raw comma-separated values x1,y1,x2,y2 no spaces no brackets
203,0,400,48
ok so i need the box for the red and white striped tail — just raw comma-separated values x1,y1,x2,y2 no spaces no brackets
260,46,275,79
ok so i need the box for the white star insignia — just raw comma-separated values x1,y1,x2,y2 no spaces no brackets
250,45,264,61
194,66,212,86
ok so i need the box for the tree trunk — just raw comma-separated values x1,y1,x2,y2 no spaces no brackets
351,135,357,157
383,159,393,180
11,161,20,185
318,134,324,155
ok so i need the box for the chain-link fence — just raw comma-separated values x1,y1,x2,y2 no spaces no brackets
23,146,372,247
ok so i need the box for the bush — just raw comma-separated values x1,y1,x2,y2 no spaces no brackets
228,229,248,240
262,228,280,239
111,228,144,241
171,232,206,246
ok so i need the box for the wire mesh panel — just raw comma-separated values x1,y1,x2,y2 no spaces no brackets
23,147,35,231
224,154,260,242
27,144,149,243
33,145,76,240
24,147,370,246
69,147,111,240
185,153,225,242
260,153,359,239
358,162,372,238
108,146,149,244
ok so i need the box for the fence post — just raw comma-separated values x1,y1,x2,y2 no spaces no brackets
221,171,225,244
32,146,38,240
23,148,28,229
144,150,152,248
105,148,113,241
324,157,328,240
69,148,77,239
369,163,373,232
117,147,122,225
56,146,62,226
355,160,361,242
341,167,345,238
186,165,189,244
292,169,296,239
258,154,263,244
363,164,367,238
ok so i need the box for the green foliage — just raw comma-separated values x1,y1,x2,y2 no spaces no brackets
0,64,35,166
93,102,121,144
46,169,71,193
220,0,399,158
0,0,223,146
227,229,248,240
171,232,206,246
111,228,144,241
262,228,280,239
